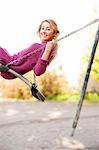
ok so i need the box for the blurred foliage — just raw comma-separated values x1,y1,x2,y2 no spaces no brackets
85,92,99,103
0,73,32,100
0,71,69,100
47,92,80,101
37,71,68,97
0,70,99,103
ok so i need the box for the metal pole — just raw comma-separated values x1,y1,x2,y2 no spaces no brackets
71,26,99,136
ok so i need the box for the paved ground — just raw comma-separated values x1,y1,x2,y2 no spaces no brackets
0,99,99,150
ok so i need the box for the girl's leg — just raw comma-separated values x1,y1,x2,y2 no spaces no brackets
0,47,15,79
9,43,43,75
0,43,44,79
0,47,11,64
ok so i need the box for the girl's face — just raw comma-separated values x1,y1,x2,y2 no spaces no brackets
39,21,54,42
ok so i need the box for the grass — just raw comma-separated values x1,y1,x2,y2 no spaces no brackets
47,92,99,104
84,92,99,103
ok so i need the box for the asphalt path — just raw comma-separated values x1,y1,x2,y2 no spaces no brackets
0,100,99,150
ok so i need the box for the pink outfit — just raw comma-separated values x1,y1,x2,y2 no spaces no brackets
0,42,54,79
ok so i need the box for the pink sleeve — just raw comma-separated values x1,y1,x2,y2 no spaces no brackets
33,45,56,76
33,58,49,76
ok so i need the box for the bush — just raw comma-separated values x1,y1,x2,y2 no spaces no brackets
37,72,68,97
0,72,32,100
0,71,68,100
85,92,99,102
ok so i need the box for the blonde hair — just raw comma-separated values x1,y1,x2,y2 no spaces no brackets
37,19,60,40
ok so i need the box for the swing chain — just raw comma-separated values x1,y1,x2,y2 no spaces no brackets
6,45,45,67
6,18,99,67
33,73,37,88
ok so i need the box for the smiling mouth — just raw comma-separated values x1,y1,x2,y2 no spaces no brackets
41,34,48,38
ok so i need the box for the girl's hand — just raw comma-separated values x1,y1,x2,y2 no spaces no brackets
41,40,57,60
46,40,57,51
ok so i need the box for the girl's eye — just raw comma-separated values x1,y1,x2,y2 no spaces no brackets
41,27,51,31
41,27,44,30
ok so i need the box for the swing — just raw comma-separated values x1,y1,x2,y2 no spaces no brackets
0,63,45,102
0,18,99,136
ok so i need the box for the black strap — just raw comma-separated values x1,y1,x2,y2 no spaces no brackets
31,83,45,102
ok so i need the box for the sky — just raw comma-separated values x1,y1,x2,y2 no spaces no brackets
0,0,99,86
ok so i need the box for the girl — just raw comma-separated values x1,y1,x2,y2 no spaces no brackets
0,19,60,79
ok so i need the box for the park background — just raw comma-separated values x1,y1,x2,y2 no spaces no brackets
0,0,99,102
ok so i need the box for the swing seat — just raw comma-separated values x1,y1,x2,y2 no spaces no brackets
31,83,45,102
0,63,45,102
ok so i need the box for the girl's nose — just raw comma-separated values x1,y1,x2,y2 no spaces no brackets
42,30,46,33
42,28,47,33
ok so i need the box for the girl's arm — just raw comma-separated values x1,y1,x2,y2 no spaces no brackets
33,40,57,76
41,40,56,60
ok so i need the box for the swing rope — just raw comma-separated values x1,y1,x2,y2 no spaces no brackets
57,18,99,42
6,18,99,67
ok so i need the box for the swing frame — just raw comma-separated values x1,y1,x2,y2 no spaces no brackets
71,25,99,136
0,18,98,135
